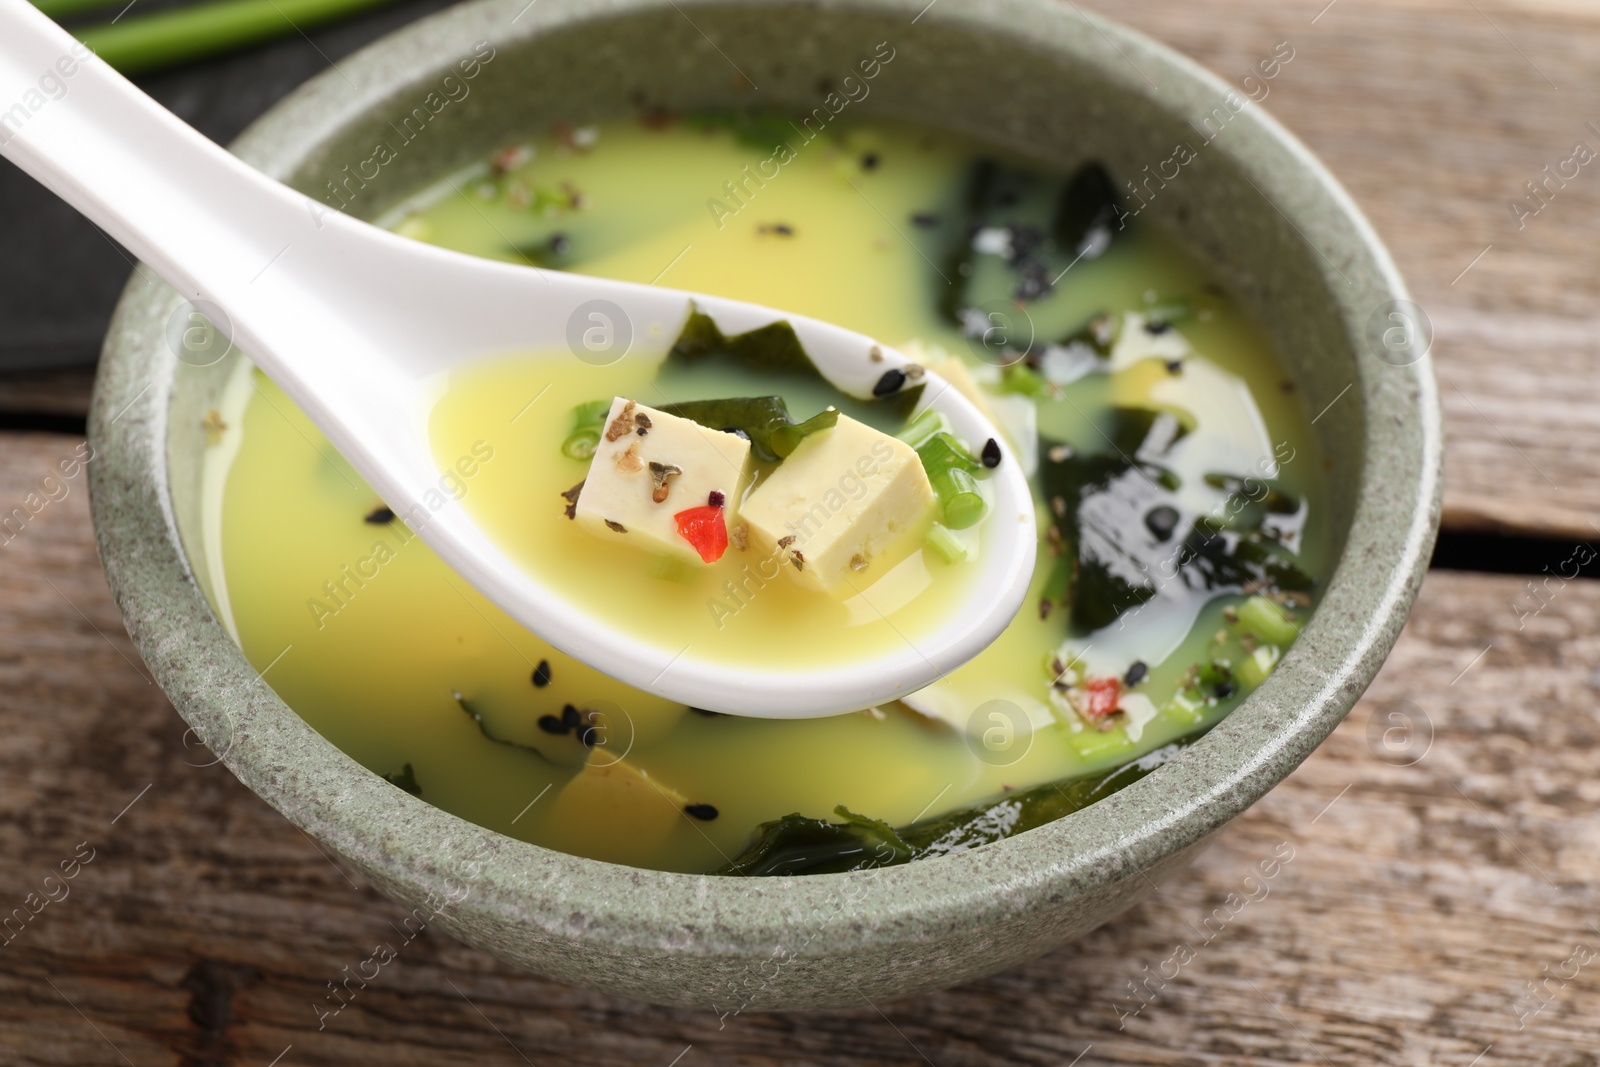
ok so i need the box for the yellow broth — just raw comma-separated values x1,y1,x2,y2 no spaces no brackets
200,118,1330,873
426,353,988,671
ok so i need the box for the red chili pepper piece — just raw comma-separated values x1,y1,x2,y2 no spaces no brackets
1085,676,1121,719
674,505,728,563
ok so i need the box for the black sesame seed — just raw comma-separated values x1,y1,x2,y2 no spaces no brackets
561,704,582,728
911,211,940,227
1164,359,1184,375
1123,660,1149,687
981,437,1002,469
537,715,568,735
684,803,719,821
1214,681,1236,700
862,152,880,170
532,659,552,688
708,490,726,508
872,368,907,397
1144,505,1180,542
364,505,395,525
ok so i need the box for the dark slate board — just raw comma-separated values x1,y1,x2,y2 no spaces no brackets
0,0,460,372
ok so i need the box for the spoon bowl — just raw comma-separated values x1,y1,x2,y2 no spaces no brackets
0,0,1035,715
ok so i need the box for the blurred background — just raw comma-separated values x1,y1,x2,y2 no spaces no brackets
0,0,455,374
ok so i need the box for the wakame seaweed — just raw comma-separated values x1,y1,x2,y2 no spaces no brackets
938,159,1128,326
664,304,925,422
1039,408,1188,631
668,305,820,376
658,396,839,462
382,763,422,796
454,691,549,761
1039,408,1314,632
712,728,1208,876
1053,162,1126,260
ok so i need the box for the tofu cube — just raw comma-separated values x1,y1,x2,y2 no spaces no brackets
574,398,751,563
740,414,936,593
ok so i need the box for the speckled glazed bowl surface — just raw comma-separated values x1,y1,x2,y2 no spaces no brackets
89,0,1441,1009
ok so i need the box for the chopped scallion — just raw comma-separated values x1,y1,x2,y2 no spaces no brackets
915,431,986,530
925,522,967,563
938,468,985,529
896,408,950,450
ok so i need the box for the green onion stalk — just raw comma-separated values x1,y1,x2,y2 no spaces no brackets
62,0,407,76
561,399,612,461
916,431,986,530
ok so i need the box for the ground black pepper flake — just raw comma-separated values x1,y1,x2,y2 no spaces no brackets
549,233,571,255
1144,505,1179,542
872,368,907,397
560,479,585,520
364,505,395,525
532,660,552,688
861,152,880,170
1164,359,1184,375
648,461,683,503
1146,320,1172,335
911,211,939,228
604,401,637,442
684,803,719,821
981,438,1002,468
1214,681,1236,700
759,223,795,236
1123,661,1149,687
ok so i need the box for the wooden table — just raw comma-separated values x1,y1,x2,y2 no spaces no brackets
3,1,1598,1062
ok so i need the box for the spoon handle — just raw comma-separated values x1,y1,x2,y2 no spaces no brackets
0,0,312,317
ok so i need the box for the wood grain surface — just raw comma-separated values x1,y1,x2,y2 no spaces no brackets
1,426,1594,1067
1110,0,1600,542
3,0,1600,1063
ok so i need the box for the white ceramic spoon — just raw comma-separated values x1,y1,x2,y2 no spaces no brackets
0,1,1036,717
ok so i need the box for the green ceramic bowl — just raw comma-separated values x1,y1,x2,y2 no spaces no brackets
89,0,1441,1009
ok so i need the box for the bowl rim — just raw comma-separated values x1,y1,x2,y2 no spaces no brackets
89,0,1442,960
